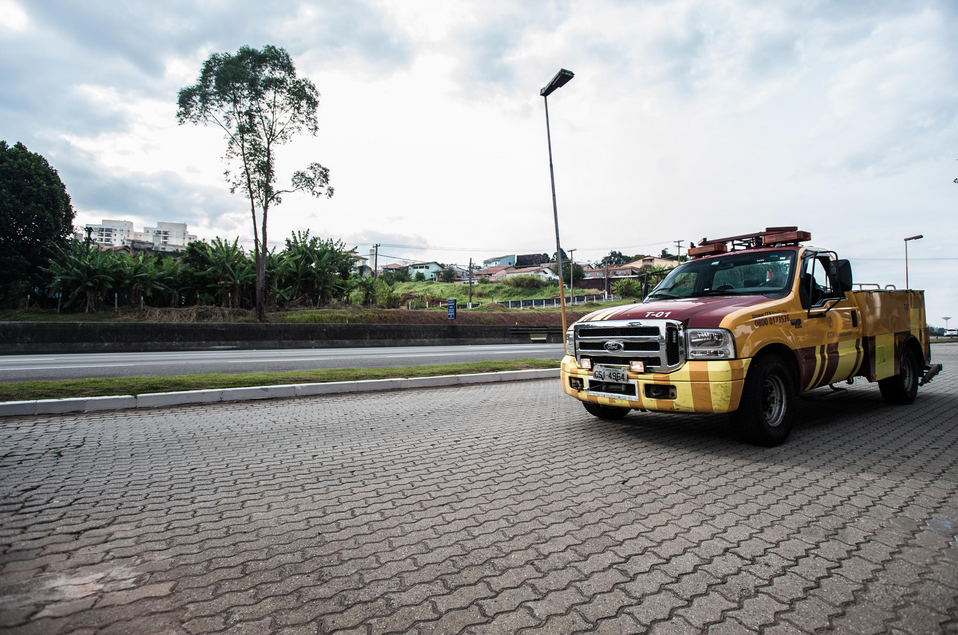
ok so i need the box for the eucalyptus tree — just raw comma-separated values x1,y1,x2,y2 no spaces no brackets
177,45,334,321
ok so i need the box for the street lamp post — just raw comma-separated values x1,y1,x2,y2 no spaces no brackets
904,234,923,289
568,248,576,306
541,68,574,349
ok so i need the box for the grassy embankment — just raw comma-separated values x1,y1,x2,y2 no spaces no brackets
1,281,628,324
1,358,562,402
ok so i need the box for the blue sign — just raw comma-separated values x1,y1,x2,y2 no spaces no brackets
447,299,457,320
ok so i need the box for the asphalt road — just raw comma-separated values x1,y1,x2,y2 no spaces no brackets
0,343,565,382
0,345,955,634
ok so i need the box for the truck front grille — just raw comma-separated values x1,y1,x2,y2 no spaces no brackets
574,319,685,373
579,341,659,352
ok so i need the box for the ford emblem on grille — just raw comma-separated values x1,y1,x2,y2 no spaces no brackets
628,321,643,327
604,340,625,352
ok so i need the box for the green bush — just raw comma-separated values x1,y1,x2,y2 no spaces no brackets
500,275,547,289
613,278,644,299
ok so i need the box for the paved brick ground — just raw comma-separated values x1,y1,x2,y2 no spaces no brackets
1,345,956,634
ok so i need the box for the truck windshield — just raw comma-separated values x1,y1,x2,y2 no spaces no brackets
646,251,796,301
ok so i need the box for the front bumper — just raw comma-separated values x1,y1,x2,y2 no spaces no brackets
560,356,752,413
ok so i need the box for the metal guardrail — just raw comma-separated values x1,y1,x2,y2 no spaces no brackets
496,294,616,309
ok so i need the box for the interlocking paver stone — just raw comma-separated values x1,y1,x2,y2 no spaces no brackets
1,344,957,633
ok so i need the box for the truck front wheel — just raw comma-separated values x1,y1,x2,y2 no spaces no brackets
731,354,795,447
583,402,631,420
878,347,920,405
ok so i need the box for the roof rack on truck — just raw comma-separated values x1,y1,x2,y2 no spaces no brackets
688,226,811,258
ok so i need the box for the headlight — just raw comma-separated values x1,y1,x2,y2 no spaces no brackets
565,326,575,355
686,328,736,359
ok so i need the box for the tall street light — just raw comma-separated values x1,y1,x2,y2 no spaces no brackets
904,234,923,289
541,68,574,350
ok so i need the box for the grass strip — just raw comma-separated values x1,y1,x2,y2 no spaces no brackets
1,358,562,402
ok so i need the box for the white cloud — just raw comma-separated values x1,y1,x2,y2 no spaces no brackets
0,0,28,30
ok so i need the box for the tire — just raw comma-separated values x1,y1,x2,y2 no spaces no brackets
583,402,631,420
879,346,920,405
730,354,795,447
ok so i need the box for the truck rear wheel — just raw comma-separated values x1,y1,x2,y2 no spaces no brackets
730,354,795,447
583,402,631,420
878,347,920,405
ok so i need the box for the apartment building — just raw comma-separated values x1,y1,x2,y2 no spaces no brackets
81,219,197,253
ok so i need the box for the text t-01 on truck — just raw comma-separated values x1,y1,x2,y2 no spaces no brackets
561,227,943,446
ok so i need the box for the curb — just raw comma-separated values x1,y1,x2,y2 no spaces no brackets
0,369,561,418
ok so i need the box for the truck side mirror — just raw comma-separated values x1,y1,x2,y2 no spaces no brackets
830,259,853,294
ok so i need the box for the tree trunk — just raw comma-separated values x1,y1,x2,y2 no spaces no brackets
256,205,268,322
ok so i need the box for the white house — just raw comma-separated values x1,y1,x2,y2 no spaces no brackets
408,261,445,281
501,266,558,281
625,256,680,270
473,265,513,282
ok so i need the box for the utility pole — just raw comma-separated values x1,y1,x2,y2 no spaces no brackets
674,240,684,261
373,243,380,277
568,248,576,305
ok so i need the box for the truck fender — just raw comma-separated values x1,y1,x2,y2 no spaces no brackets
746,343,802,395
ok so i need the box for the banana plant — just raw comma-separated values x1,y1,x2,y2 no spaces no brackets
45,239,119,313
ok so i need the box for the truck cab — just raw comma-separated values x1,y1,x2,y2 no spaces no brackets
561,227,941,446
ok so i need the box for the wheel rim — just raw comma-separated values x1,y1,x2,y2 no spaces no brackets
902,353,914,389
762,374,787,427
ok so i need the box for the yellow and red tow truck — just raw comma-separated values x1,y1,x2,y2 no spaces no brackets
561,227,943,446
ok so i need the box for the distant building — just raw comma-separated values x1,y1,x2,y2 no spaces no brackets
143,222,195,252
408,261,445,281
348,251,371,277
83,219,137,247
473,265,513,282
625,256,680,270
380,263,407,276
81,219,197,253
500,265,558,282
482,253,550,269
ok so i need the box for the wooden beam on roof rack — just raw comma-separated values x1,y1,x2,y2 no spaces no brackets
688,243,727,257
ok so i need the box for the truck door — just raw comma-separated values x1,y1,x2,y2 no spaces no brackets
793,252,864,391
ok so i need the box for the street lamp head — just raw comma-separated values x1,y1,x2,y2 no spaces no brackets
541,68,574,96
904,234,923,242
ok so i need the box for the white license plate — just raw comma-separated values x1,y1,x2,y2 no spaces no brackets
592,365,629,383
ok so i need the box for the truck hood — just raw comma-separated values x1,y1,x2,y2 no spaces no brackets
578,295,775,329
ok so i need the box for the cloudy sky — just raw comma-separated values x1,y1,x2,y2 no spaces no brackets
2,0,956,324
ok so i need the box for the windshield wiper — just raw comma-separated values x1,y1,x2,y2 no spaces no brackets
698,289,753,296
647,292,682,300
